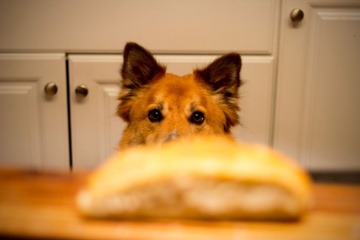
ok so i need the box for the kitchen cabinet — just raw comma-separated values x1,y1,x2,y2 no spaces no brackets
0,53,274,170
0,54,69,170
274,0,360,171
0,0,359,172
0,0,279,170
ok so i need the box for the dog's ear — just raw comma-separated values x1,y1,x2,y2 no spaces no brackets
121,42,166,89
194,53,242,130
118,43,166,122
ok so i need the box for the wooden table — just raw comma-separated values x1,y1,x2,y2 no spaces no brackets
0,168,359,240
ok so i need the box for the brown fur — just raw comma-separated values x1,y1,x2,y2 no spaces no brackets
118,42,242,148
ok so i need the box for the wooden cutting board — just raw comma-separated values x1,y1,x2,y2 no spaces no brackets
0,168,359,240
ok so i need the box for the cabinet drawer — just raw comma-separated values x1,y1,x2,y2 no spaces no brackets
0,0,279,54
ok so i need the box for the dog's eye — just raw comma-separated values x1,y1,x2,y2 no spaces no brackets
148,109,163,122
190,111,205,125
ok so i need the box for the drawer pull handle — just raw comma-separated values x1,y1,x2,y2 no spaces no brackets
44,82,58,96
75,85,89,97
290,9,304,23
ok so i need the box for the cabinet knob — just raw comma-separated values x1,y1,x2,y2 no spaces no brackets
75,85,89,97
290,9,304,23
44,82,58,96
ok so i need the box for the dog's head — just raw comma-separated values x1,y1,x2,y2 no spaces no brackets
118,42,241,148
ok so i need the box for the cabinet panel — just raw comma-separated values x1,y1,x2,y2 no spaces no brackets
0,0,279,54
0,54,69,170
274,0,360,171
0,81,40,167
69,55,274,170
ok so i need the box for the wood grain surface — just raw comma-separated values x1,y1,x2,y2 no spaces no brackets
0,168,359,240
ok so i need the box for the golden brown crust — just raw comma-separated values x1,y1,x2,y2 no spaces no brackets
77,137,312,220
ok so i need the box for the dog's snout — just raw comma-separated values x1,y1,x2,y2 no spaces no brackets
165,131,179,142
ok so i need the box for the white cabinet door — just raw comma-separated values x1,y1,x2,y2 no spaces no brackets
274,0,360,171
69,55,274,170
0,54,69,170
68,55,125,170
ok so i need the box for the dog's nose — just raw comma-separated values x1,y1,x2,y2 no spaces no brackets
165,131,178,142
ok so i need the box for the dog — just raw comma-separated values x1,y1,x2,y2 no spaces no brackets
118,42,242,148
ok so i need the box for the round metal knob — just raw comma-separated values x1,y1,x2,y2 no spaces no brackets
75,85,88,97
44,82,58,96
290,9,304,23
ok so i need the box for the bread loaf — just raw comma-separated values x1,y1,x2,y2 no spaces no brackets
76,137,312,220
